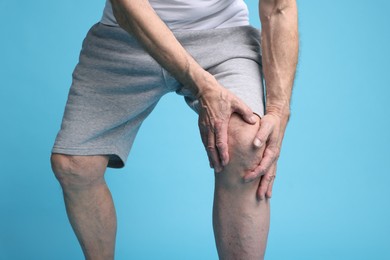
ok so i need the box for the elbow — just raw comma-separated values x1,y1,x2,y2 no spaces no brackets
109,0,127,27
109,0,120,11
260,0,297,24
109,0,122,6
262,0,295,8
109,0,122,16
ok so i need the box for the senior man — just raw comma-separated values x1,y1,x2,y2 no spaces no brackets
51,0,298,259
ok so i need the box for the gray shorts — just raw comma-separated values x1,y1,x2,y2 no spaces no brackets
52,23,265,168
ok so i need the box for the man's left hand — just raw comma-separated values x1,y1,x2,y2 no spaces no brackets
243,113,288,200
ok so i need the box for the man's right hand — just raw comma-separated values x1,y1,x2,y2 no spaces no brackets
196,73,257,172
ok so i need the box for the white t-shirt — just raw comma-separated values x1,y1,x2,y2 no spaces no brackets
100,0,249,30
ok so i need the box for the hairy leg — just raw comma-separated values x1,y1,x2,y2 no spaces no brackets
51,154,116,260
213,114,270,260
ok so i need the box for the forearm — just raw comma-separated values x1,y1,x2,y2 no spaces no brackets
110,0,210,97
259,0,299,122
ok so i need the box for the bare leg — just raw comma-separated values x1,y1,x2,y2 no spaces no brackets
213,114,270,260
51,154,116,260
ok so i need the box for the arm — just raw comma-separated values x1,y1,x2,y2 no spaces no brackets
260,0,298,120
110,0,204,96
110,0,257,172
244,0,299,198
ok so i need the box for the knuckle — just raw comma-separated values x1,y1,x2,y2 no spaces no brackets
262,122,272,132
214,120,224,130
258,166,267,176
207,146,216,152
257,129,269,139
231,98,239,107
256,135,265,144
207,139,215,147
198,122,208,131
271,148,280,160
215,141,226,150
214,118,223,124
200,132,207,141
258,188,266,196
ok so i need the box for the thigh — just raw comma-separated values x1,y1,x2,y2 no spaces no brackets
52,23,170,169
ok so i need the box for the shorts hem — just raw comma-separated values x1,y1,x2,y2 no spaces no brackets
51,146,126,169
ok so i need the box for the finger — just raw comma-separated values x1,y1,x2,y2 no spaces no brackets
266,174,275,199
199,120,214,169
243,147,276,182
253,118,273,148
266,164,277,199
207,126,223,172
257,163,276,200
232,99,257,125
214,120,229,166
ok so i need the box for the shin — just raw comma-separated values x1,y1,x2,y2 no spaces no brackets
51,154,116,260
213,114,270,260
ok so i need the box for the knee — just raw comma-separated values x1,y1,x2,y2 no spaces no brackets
50,154,108,187
216,114,265,190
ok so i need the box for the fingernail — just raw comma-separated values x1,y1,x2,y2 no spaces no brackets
222,158,228,166
254,138,262,147
250,115,257,123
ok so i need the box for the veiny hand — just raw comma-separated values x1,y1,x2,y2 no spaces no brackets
243,113,286,200
197,77,257,173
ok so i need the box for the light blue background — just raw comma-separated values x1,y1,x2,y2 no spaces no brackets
1,0,389,259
